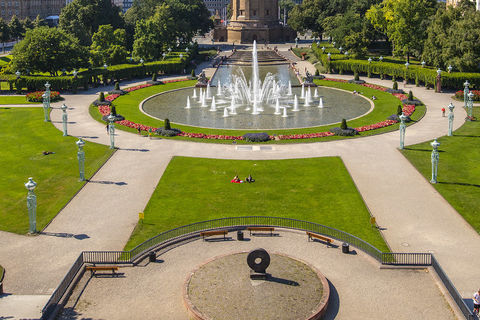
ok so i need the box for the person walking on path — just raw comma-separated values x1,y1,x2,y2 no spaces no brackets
442,107,446,117
473,289,480,315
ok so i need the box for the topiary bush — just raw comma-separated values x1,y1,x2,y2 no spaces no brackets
164,118,171,130
341,118,347,130
242,132,271,142
393,81,398,90
408,90,414,101
152,72,157,82
156,127,181,136
114,82,120,90
191,69,196,77
354,72,359,81
397,105,403,116
99,91,105,101
315,69,320,76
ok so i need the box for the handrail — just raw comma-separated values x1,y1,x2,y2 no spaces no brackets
40,216,473,320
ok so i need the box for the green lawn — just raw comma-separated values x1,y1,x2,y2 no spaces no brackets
0,108,114,234
91,79,425,144
125,156,389,252
0,96,40,104
0,55,11,67
401,107,480,233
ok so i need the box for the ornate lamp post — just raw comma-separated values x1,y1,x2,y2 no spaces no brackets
467,92,474,120
464,80,470,110
72,69,78,78
399,113,407,149
421,61,426,68
25,178,37,234
162,53,166,60
61,103,68,136
108,113,116,149
15,70,21,79
103,63,108,70
140,58,144,65
436,69,442,93
321,46,326,53
447,65,453,73
344,51,349,57
42,92,50,122
76,138,86,181
430,139,440,184
379,56,384,62
368,57,372,63
338,46,343,53
447,103,455,136
44,82,51,104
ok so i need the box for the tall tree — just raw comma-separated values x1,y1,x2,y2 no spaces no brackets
21,17,34,32
366,0,437,61
8,15,24,43
59,0,124,46
11,27,88,75
90,24,128,66
33,15,46,28
0,18,10,53
423,3,480,72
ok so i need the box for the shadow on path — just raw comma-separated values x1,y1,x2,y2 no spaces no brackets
40,232,90,240
87,180,128,186
323,279,340,319
119,148,150,152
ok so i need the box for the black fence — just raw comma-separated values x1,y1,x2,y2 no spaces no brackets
431,255,476,320
40,216,473,320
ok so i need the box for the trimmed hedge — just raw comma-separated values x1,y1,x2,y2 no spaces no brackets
0,56,188,92
312,42,480,90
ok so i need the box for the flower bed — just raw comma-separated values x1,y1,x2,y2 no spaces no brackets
26,90,61,102
455,90,480,101
95,79,418,141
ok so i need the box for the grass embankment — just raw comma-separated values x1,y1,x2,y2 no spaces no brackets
0,108,114,233
124,156,389,252
0,96,40,104
401,107,480,232
90,79,425,144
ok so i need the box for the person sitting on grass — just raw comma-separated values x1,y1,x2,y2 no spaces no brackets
245,175,255,183
231,175,243,183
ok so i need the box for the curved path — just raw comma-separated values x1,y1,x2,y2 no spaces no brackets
0,66,478,317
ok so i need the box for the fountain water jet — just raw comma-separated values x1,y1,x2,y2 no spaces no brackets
318,97,324,108
282,107,288,118
293,95,299,111
223,107,229,117
217,80,222,96
274,98,281,115
287,81,292,96
193,88,197,99
314,88,318,98
210,97,217,111
206,82,212,99
185,96,191,109
301,84,305,99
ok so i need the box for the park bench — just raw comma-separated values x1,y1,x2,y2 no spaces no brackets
85,265,119,276
247,227,275,236
306,232,333,246
200,230,228,241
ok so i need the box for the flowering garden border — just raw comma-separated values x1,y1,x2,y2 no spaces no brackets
95,78,417,141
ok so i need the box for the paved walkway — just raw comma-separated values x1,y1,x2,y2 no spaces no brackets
60,230,457,320
0,56,478,318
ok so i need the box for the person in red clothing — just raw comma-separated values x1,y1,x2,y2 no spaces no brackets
231,175,243,183
442,107,446,117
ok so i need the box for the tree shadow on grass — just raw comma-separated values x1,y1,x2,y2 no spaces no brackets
452,134,480,138
438,181,480,188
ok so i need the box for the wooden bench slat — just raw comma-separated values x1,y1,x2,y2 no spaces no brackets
200,230,228,240
247,227,274,231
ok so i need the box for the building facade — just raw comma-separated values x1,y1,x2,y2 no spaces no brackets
0,0,66,21
446,0,480,10
112,0,133,13
204,0,230,15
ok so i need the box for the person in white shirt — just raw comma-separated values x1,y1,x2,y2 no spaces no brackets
473,289,480,315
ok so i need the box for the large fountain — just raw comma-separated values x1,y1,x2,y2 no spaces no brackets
142,42,372,130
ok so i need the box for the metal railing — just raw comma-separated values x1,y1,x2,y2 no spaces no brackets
431,255,476,320
40,216,473,320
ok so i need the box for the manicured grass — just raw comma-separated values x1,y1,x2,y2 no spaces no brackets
125,156,389,252
0,108,114,234
93,79,425,144
0,95,40,104
401,107,480,233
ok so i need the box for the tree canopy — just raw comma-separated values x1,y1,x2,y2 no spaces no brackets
59,0,124,46
423,2,480,72
11,27,88,75
90,24,128,66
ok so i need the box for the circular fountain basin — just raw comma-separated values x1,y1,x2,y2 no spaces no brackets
141,86,373,130
183,252,330,320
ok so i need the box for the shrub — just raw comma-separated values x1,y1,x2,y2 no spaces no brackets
354,72,359,81
397,105,403,116
408,90,414,101
152,73,157,82
341,118,347,130
156,127,181,137
99,91,105,101
393,81,398,90
164,118,171,130
191,69,195,77
392,75,396,82
242,132,271,142
25,91,61,102
315,69,319,76
115,82,120,90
